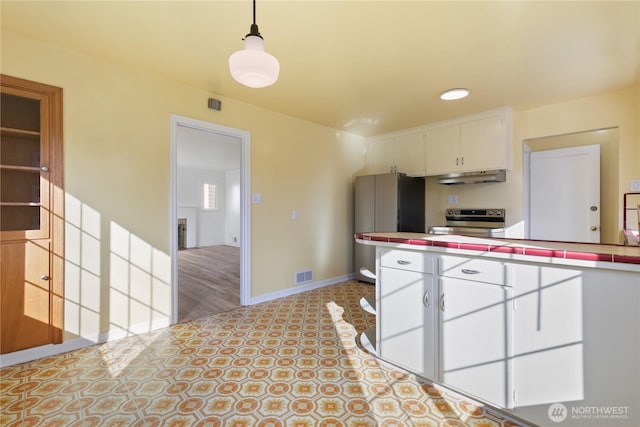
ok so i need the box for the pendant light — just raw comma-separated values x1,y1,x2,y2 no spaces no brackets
229,0,280,88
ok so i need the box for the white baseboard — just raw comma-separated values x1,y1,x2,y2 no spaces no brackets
0,318,169,368
249,273,356,305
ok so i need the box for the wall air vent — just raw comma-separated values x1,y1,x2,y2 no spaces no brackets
295,270,313,285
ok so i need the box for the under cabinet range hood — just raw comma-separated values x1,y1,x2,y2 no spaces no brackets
438,169,506,185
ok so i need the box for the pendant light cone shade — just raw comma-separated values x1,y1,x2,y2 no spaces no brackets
229,35,280,88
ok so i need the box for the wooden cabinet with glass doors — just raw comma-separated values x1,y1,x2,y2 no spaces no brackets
1,75,64,354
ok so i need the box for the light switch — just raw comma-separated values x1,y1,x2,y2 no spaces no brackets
631,180,640,192
292,210,298,220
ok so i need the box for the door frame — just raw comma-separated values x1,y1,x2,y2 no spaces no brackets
169,115,251,324
524,127,619,243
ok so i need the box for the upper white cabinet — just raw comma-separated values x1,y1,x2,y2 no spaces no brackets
394,131,426,176
425,109,512,175
366,130,425,176
423,124,460,176
366,136,395,175
460,114,509,172
366,107,512,177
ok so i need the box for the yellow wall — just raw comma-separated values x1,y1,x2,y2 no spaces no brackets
1,30,366,341
425,86,640,244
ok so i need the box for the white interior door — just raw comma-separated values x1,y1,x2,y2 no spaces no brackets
530,145,600,243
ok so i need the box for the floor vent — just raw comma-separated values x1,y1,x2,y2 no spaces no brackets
295,270,313,285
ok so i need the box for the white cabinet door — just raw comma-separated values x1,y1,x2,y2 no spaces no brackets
367,133,425,176
440,278,512,408
378,267,436,379
394,131,425,176
459,114,508,172
366,137,395,174
424,109,511,175
425,124,460,175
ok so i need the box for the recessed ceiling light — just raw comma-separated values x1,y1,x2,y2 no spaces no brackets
440,88,470,101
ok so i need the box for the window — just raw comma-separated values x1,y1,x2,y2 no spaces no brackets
203,183,217,210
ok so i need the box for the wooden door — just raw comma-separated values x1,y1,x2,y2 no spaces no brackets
0,75,63,354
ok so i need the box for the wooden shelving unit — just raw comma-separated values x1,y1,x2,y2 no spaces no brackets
1,75,64,354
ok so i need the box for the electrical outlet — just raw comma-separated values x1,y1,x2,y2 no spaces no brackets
447,195,458,205
631,180,640,192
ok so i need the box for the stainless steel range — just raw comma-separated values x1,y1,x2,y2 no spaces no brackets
428,208,505,237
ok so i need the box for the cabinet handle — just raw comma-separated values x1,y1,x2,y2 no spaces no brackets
41,166,49,172
423,290,430,308
456,157,459,166
40,275,51,281
396,260,411,265
461,268,481,275
440,293,445,312
461,156,464,165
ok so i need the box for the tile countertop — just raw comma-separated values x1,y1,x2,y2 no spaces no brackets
355,232,640,272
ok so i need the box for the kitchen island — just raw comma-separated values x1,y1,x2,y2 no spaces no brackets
355,232,640,427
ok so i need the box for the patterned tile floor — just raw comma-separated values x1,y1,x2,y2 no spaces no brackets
1,281,528,426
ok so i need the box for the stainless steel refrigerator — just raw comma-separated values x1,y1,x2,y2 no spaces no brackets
354,173,425,283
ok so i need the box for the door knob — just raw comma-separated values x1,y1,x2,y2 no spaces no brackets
40,275,51,281
591,226,598,231
590,206,598,211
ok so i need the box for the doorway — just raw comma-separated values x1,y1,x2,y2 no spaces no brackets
524,128,618,244
170,115,251,324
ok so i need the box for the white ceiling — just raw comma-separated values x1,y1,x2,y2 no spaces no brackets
2,1,639,137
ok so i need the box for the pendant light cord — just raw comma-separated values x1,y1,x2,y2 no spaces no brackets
247,0,261,38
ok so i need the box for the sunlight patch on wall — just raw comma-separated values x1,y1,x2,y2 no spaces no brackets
505,220,525,239
109,222,171,337
64,193,101,340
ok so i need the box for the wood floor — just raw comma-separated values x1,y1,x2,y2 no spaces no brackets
177,245,240,322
